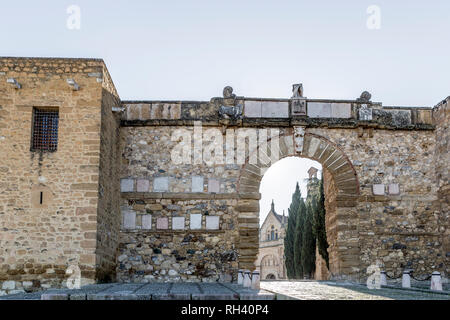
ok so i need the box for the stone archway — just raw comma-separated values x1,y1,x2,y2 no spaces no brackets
260,254,281,280
237,129,361,280
266,274,276,280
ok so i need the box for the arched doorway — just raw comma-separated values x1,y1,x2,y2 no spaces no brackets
238,130,360,280
259,254,281,280
266,274,276,280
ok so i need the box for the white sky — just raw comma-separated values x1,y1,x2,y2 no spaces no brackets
0,1,449,106
259,157,321,225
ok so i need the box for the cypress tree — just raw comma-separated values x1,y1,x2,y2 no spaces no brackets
301,201,317,278
312,176,329,268
284,182,301,279
293,195,306,278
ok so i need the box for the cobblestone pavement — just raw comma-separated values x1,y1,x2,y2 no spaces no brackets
1,281,448,300
0,282,275,300
260,281,450,300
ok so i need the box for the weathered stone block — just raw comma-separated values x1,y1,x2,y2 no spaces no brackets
136,179,150,192
191,176,204,192
123,210,136,229
244,101,262,118
388,183,400,195
153,177,169,192
331,103,351,118
206,216,220,230
190,213,202,230
172,217,185,230
41,293,68,300
120,179,134,192
261,101,289,118
307,102,331,118
208,178,220,193
372,184,385,195
1,281,15,290
156,217,168,229
142,214,152,230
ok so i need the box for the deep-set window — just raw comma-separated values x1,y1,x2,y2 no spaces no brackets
31,107,59,152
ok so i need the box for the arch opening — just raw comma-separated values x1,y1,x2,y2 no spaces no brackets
239,132,361,281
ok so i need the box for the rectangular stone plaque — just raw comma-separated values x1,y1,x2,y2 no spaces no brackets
208,178,220,193
372,184,385,195
120,179,134,192
172,216,185,230
142,214,152,230
123,210,136,229
261,102,289,118
307,102,332,118
331,103,351,118
136,179,150,192
244,101,262,118
291,99,306,115
206,216,220,230
156,217,168,230
153,177,169,192
190,213,202,230
191,176,204,192
388,183,400,195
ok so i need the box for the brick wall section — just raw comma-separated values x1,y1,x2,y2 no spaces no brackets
433,97,450,277
0,57,118,294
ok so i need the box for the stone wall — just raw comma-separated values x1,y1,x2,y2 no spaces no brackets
117,125,261,281
308,126,444,279
0,58,118,294
95,85,121,282
118,100,445,283
314,245,330,280
433,97,450,277
322,168,340,277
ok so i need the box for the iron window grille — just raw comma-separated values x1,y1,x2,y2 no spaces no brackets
31,107,59,152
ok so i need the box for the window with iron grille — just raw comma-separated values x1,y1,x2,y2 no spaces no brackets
31,108,59,152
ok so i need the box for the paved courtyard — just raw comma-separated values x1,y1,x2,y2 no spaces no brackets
0,282,274,300
0,281,448,300
261,281,450,300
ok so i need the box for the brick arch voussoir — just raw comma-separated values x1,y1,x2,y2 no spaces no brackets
237,132,360,203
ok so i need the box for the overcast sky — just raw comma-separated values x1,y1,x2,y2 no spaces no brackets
259,157,322,225
1,1,448,223
1,0,448,106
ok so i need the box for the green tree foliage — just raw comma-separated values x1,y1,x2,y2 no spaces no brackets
312,176,330,268
284,183,301,279
294,197,306,278
301,201,317,278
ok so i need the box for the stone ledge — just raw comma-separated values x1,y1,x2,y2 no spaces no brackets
122,192,261,200
119,229,225,234
121,118,435,130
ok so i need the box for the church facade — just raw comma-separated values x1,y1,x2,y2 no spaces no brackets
256,201,287,280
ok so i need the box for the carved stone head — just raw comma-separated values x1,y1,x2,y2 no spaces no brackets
357,91,372,102
223,86,235,99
